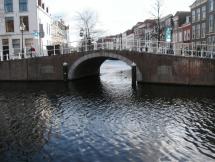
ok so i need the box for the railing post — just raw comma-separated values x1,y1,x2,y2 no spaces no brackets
132,62,137,87
61,45,64,54
182,46,185,56
63,62,68,82
24,48,26,58
6,54,9,60
201,49,203,58
0,52,3,61
54,45,56,55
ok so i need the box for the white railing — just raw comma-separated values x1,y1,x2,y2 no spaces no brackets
93,40,215,59
0,40,214,61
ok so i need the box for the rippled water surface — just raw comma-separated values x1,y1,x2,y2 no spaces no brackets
0,60,215,162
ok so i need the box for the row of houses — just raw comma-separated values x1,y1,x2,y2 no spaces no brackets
0,0,70,60
96,0,215,54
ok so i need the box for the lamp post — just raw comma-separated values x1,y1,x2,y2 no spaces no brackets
20,19,26,59
80,28,84,52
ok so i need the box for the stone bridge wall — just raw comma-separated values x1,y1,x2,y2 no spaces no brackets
0,51,214,86
0,54,81,81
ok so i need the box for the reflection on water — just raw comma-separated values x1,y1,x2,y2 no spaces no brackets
0,60,215,162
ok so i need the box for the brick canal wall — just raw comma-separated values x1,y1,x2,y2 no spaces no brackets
0,51,214,86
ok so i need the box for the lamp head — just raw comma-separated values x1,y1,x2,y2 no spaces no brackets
20,19,26,31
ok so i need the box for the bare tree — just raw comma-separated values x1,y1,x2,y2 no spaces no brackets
151,0,163,46
75,9,104,51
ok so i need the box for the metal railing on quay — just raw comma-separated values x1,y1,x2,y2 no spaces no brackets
0,40,214,62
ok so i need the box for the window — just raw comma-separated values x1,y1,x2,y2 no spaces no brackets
20,16,29,31
209,15,214,32
47,23,49,35
207,36,215,51
2,39,9,46
202,6,206,20
184,30,187,41
179,32,182,42
12,39,20,55
196,24,201,39
2,39,9,60
12,39,20,49
201,23,206,38
197,8,200,21
187,30,190,41
25,38,33,49
192,26,196,39
184,30,190,41
186,16,190,24
209,0,214,12
5,17,14,32
192,10,195,22
19,0,28,12
4,0,13,12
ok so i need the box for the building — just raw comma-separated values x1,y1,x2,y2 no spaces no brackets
126,29,134,51
115,33,122,50
132,20,157,52
133,22,144,51
0,0,54,60
96,35,116,50
0,0,53,59
120,29,134,51
160,14,174,43
173,11,191,43
51,19,70,54
179,16,192,44
51,19,69,46
142,19,157,52
122,31,127,50
206,0,215,50
190,0,207,49
104,35,116,50
173,11,191,54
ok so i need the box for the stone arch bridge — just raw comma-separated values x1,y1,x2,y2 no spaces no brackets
0,50,214,86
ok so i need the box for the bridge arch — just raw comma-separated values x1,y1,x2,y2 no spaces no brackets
68,52,143,82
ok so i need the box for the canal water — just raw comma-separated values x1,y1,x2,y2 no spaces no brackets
0,60,215,162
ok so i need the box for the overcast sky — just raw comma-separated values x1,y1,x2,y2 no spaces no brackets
46,0,194,41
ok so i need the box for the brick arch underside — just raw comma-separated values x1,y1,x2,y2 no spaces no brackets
68,53,143,81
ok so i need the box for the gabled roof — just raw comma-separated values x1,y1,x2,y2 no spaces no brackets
160,14,173,22
174,11,191,17
190,0,207,9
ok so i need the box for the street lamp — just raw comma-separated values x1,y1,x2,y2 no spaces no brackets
80,28,84,37
20,19,26,59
